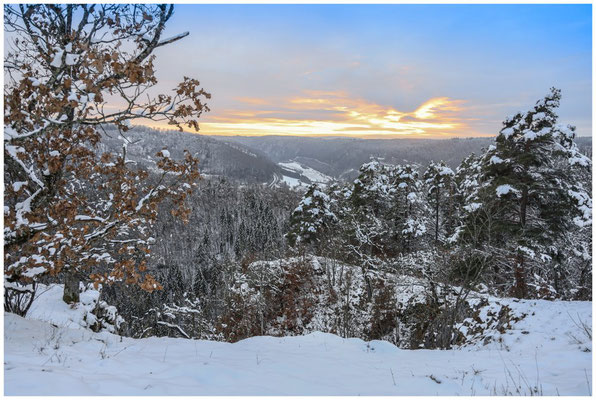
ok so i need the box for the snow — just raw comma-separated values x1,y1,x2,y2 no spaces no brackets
522,127,549,141
28,77,41,87
438,166,454,176
281,175,301,188
65,53,80,66
570,153,591,167
517,245,536,259
158,149,170,158
12,181,27,191
158,31,190,45
501,127,515,138
568,189,592,227
312,189,329,200
557,123,576,139
464,202,482,212
21,266,47,278
279,161,332,185
496,184,518,197
4,287,592,396
50,50,64,68
26,284,99,331
489,155,505,165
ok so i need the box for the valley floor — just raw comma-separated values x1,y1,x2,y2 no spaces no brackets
4,289,592,396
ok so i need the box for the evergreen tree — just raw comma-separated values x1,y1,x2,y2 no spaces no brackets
449,152,483,244
388,164,428,254
462,88,591,298
344,160,394,300
286,184,336,249
349,160,394,254
423,161,456,245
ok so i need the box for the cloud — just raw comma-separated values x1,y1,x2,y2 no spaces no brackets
194,90,478,138
141,5,590,138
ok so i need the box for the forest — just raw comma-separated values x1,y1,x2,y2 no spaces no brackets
104,88,592,348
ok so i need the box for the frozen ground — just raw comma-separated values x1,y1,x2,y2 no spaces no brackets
4,285,592,395
279,161,332,188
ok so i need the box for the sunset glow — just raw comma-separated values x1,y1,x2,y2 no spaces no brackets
197,93,469,137
140,92,481,138
136,4,590,138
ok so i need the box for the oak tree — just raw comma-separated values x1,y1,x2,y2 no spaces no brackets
4,4,210,308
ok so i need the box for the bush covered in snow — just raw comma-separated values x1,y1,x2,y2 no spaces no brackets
27,283,124,334
216,255,523,349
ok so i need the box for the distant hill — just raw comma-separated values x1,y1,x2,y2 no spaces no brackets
220,136,497,180
98,126,283,183
99,128,592,184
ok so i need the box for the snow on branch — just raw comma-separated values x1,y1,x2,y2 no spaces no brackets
156,320,190,339
156,32,189,47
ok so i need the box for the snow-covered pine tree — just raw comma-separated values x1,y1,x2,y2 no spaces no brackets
344,160,394,300
4,5,209,309
287,184,336,249
317,182,352,261
448,152,483,244
388,163,427,254
461,88,591,298
347,160,394,255
423,161,455,245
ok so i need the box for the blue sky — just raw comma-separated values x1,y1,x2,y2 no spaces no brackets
149,4,592,137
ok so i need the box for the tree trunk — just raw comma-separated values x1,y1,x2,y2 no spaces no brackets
435,188,440,244
513,255,527,299
519,185,528,227
364,274,373,302
515,184,529,298
63,271,80,304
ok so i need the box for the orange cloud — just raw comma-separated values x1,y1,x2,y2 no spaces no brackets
413,97,464,120
140,91,484,138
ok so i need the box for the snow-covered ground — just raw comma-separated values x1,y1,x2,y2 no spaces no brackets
279,161,333,188
4,285,592,396
280,174,303,188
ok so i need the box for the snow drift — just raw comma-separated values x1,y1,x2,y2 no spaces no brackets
4,284,592,396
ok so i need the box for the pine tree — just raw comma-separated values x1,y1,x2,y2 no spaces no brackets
449,152,483,244
343,160,394,300
388,163,427,254
286,184,336,249
347,160,393,256
462,88,591,298
423,161,455,245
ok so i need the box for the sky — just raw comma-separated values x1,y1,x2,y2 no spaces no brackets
145,4,592,138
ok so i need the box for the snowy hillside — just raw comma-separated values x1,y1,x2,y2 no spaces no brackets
276,160,333,188
279,161,333,184
4,286,592,396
